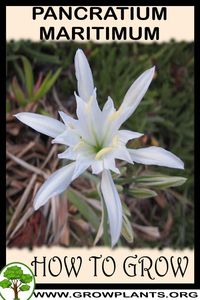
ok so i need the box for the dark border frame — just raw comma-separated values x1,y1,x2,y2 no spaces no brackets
2,1,200,290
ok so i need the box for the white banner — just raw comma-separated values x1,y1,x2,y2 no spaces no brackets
6,6,194,42
32,289,200,299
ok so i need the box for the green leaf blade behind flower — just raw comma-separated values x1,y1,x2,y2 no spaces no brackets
33,70,52,100
67,189,100,231
33,68,62,101
135,175,187,189
121,214,134,243
21,56,34,98
12,78,26,106
127,188,157,199
21,45,61,64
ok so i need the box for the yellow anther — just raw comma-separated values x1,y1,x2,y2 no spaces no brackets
73,141,85,151
95,147,113,160
108,108,123,122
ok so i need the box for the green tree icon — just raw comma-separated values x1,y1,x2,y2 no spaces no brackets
0,265,33,300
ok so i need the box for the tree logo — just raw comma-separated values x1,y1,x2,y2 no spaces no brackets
0,262,35,300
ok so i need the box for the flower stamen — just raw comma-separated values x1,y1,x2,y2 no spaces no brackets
73,141,85,151
95,147,113,160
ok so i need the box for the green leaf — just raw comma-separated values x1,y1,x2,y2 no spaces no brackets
121,214,134,243
122,202,131,217
135,175,187,189
0,279,12,288
33,68,62,101
32,71,51,100
20,284,30,291
37,108,52,116
13,61,25,84
112,167,127,179
20,274,32,283
11,78,26,106
41,67,62,93
4,266,23,280
115,184,123,193
115,177,134,185
21,56,34,98
22,46,61,64
127,188,157,199
67,189,100,231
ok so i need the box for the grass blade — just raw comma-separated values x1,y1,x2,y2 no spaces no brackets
12,77,26,106
21,56,34,98
67,189,99,231
33,68,62,101
127,188,157,199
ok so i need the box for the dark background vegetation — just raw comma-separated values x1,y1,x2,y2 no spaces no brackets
6,41,194,248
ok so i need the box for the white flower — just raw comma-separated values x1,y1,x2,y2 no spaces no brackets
15,49,184,247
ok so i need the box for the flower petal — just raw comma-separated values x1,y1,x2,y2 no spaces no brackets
52,129,80,146
58,147,77,160
75,91,100,145
119,66,155,122
74,49,94,102
33,162,76,210
114,146,133,164
14,112,65,138
91,160,104,174
103,157,120,174
58,111,77,128
101,170,122,247
72,159,91,180
129,146,184,169
118,130,143,144
102,96,115,117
